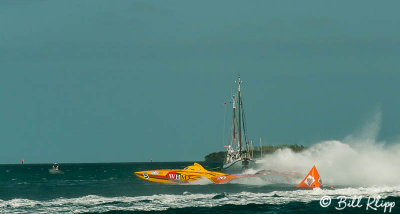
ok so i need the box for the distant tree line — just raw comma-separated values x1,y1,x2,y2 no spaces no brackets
204,144,307,163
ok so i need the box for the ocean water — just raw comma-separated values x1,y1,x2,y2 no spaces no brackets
1,162,399,213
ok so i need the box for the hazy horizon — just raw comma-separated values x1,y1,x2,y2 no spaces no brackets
1,1,400,164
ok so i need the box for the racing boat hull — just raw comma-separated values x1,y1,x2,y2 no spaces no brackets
135,163,226,184
135,163,266,184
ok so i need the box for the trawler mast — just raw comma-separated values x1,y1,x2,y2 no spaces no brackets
232,95,236,150
237,75,242,155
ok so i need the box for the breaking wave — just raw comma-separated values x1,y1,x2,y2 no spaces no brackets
1,187,399,213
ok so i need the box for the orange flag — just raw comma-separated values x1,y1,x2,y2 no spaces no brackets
296,165,322,189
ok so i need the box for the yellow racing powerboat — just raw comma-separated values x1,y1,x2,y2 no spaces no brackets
134,163,266,184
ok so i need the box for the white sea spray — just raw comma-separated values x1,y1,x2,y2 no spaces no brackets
255,110,400,186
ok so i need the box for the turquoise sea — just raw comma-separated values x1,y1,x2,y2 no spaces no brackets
1,162,399,213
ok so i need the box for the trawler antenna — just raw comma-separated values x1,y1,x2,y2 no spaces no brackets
238,75,241,92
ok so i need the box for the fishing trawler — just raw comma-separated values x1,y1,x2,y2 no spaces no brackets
222,76,256,172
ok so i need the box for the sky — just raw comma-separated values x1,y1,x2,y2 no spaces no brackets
1,1,399,163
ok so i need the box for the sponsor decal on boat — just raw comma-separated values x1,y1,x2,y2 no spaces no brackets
217,176,226,180
305,175,315,186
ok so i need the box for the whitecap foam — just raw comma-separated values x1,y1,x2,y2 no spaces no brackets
1,186,399,213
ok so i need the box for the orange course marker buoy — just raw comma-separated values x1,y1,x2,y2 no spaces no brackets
296,165,322,189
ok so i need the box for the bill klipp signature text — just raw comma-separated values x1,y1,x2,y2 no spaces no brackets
320,195,395,213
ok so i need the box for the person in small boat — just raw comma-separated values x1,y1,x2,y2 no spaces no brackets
53,163,59,170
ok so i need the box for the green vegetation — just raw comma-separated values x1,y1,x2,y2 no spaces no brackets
204,144,307,163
